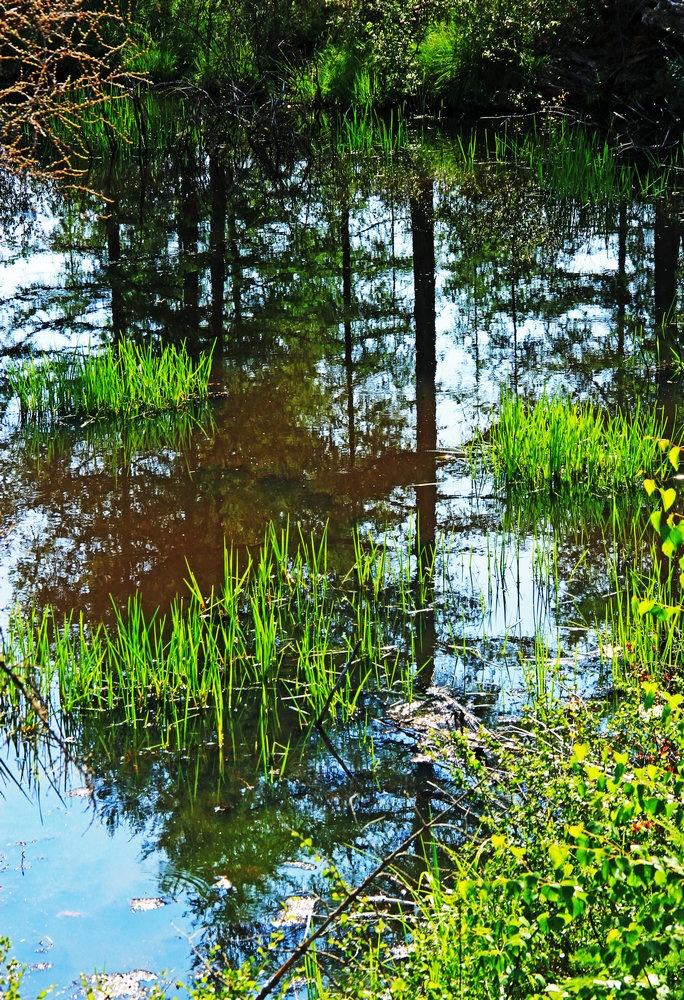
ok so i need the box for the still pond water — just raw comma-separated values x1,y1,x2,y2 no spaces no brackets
0,122,682,993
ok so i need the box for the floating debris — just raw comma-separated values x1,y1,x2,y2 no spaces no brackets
273,895,316,929
129,897,166,912
386,685,516,767
85,970,158,1000
68,786,94,798
388,686,478,737
36,936,53,953
282,860,317,871
29,962,52,972
212,875,233,891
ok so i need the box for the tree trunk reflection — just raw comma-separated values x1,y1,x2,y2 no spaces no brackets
410,178,437,691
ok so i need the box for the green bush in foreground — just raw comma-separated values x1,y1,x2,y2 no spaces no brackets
306,686,684,1000
7,340,213,422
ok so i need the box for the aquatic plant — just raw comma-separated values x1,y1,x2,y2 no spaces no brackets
482,391,665,495
338,106,409,159
595,436,684,690
0,521,438,756
7,340,214,422
487,117,683,201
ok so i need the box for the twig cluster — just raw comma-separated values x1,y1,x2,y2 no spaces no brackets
0,0,142,178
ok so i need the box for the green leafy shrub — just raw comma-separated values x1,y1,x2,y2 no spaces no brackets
324,0,450,104
323,687,684,999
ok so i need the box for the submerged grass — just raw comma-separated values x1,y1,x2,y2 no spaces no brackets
491,118,636,200
338,106,409,159
1,389,672,764
13,404,214,475
7,340,213,422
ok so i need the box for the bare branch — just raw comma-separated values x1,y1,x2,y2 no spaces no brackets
0,0,145,180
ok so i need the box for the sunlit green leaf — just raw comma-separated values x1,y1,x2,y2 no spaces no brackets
549,843,569,869
660,487,677,512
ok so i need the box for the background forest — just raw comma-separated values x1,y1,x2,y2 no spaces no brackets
117,0,684,117
2,0,684,184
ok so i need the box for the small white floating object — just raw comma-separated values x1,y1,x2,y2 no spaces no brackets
273,895,316,928
68,786,94,798
85,970,158,1000
129,897,166,912
212,875,233,891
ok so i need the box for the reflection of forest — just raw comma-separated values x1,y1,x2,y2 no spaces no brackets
2,124,683,989
70,706,474,970
0,127,681,625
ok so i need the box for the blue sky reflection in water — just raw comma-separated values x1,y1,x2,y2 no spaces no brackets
0,132,681,989
0,754,193,994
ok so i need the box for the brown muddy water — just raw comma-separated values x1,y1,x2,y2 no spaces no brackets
0,123,682,994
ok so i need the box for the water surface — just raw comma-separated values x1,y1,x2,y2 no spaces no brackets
0,121,682,989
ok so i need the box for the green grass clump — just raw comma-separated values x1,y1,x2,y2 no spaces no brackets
485,391,666,495
8,340,213,422
0,521,435,759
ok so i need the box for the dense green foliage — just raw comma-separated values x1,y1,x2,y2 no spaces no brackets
120,0,677,116
2,0,681,181
309,686,684,1000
